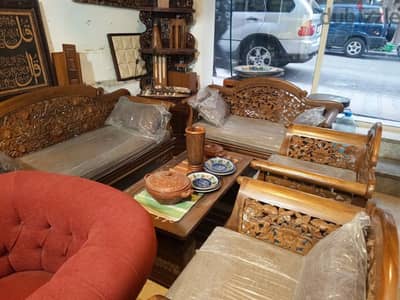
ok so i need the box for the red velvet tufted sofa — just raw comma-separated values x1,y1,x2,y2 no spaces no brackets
0,171,157,300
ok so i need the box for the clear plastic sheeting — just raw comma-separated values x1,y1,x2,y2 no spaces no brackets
0,152,21,174
168,213,369,300
167,227,303,300
105,96,171,142
195,115,286,154
17,126,165,179
293,107,326,126
188,87,230,127
294,212,369,300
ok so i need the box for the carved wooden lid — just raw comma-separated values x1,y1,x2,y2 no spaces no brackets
145,170,190,193
204,143,224,157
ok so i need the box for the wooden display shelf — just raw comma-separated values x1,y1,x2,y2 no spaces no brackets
140,48,196,55
138,7,195,13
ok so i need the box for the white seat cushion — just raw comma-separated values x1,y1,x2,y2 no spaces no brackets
195,115,286,154
167,227,303,300
18,126,160,179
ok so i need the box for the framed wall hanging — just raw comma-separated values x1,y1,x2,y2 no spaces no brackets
107,33,147,81
0,0,53,99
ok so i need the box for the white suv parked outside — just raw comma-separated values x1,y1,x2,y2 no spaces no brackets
217,0,323,67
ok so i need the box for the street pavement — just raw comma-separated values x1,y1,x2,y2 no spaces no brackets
216,51,400,122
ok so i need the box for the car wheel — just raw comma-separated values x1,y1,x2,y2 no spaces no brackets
240,40,286,67
344,38,365,57
397,46,400,57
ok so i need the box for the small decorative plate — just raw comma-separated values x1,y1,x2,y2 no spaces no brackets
187,172,220,191
194,181,222,194
204,158,236,176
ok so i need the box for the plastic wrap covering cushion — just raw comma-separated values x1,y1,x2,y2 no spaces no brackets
293,107,326,126
167,227,303,300
268,154,357,182
0,152,21,174
294,212,369,300
17,126,164,179
188,87,230,127
195,115,286,154
105,96,171,142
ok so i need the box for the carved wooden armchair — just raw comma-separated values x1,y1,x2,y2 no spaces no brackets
251,122,383,206
152,177,398,300
208,77,343,128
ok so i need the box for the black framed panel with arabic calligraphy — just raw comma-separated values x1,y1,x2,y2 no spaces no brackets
0,8,52,98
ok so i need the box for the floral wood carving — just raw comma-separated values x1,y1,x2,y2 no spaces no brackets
223,86,312,127
239,198,339,255
286,135,364,171
0,96,117,158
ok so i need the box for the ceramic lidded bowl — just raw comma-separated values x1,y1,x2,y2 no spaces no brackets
144,170,192,205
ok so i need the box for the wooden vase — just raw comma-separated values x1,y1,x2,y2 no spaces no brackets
185,126,205,172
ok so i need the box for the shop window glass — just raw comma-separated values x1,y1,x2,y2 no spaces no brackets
214,0,400,123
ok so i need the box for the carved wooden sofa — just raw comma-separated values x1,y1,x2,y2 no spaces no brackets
0,85,175,185
162,177,398,300
191,77,343,158
251,122,382,206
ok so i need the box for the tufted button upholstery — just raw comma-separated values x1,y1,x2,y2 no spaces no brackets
0,171,157,300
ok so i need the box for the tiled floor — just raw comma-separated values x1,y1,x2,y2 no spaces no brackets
137,192,400,300
137,280,168,300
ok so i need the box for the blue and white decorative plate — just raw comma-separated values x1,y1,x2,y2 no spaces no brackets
187,172,220,191
204,158,236,176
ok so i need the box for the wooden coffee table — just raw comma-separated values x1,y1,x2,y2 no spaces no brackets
124,151,252,286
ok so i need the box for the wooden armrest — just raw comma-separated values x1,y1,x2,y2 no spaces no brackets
147,296,169,300
321,107,340,128
367,204,399,300
228,176,363,228
307,98,344,112
127,96,175,111
251,159,368,196
207,84,234,96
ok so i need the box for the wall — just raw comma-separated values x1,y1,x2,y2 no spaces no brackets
39,0,144,93
192,0,216,88
38,0,215,92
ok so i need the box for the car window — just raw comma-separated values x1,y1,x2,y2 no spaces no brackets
361,7,383,24
311,0,323,13
248,0,267,11
331,7,358,22
233,0,246,11
267,0,295,12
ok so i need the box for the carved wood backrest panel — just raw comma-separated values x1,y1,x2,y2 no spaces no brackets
281,123,382,181
238,197,339,255
285,135,365,171
0,86,129,158
212,78,311,127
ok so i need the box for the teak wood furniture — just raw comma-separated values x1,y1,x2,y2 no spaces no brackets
251,123,382,206
124,151,253,286
190,77,344,159
0,85,175,186
160,177,398,300
52,44,83,86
